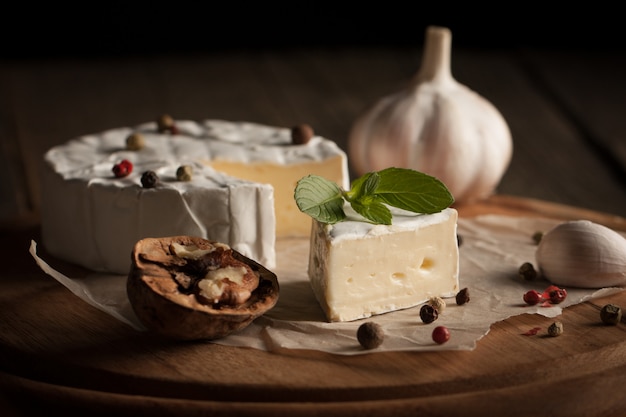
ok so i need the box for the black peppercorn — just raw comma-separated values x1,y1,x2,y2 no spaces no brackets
357,322,384,349
518,262,537,281
456,287,470,305
419,304,438,324
141,170,159,188
291,123,314,145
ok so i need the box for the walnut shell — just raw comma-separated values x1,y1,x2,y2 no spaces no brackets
127,236,279,340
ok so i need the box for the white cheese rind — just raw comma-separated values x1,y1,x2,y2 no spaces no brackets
41,119,348,274
41,162,276,274
308,207,460,322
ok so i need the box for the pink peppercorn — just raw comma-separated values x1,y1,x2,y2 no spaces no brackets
112,159,133,178
523,290,543,305
544,285,567,304
432,326,450,344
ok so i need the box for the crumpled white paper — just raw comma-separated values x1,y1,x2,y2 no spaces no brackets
30,215,623,355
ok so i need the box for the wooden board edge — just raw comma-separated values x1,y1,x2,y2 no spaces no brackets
456,194,626,232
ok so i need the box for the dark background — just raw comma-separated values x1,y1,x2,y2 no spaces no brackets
3,5,625,60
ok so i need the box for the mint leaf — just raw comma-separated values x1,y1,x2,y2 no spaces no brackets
350,171,379,200
294,167,454,225
294,175,346,224
351,198,392,225
374,167,454,214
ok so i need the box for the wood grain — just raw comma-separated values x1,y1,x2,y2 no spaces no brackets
1,195,625,416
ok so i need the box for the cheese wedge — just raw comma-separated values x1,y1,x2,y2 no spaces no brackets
308,207,460,322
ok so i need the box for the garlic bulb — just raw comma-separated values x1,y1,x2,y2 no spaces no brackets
536,220,626,288
348,26,513,203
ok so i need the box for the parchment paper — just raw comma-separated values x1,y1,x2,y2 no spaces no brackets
30,215,624,355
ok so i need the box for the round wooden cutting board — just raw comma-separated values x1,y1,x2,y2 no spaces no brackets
1,195,625,416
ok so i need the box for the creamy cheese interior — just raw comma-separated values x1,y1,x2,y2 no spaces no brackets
308,207,460,322
210,155,346,237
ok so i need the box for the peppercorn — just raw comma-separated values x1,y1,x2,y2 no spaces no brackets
420,304,438,324
176,165,193,181
523,289,542,305
432,326,450,344
141,170,160,188
157,114,178,134
600,304,622,325
532,231,543,245
357,322,384,349
518,262,537,281
112,159,133,178
125,132,145,150
428,296,446,313
547,321,563,337
546,286,567,304
456,287,470,305
291,123,314,145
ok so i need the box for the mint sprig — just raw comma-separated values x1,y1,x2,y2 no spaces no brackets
294,167,454,225
293,175,347,224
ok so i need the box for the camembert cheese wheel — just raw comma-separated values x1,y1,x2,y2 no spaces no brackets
41,118,349,274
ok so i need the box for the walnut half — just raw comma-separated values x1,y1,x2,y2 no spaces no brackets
127,236,279,340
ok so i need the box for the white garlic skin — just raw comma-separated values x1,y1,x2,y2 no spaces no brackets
348,26,513,203
536,220,626,288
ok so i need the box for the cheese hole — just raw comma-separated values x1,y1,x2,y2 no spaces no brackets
392,272,406,279
420,258,434,271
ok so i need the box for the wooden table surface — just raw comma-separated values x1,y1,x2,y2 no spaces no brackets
1,19,626,416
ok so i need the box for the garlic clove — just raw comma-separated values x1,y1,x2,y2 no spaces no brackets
535,220,626,288
348,26,513,204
